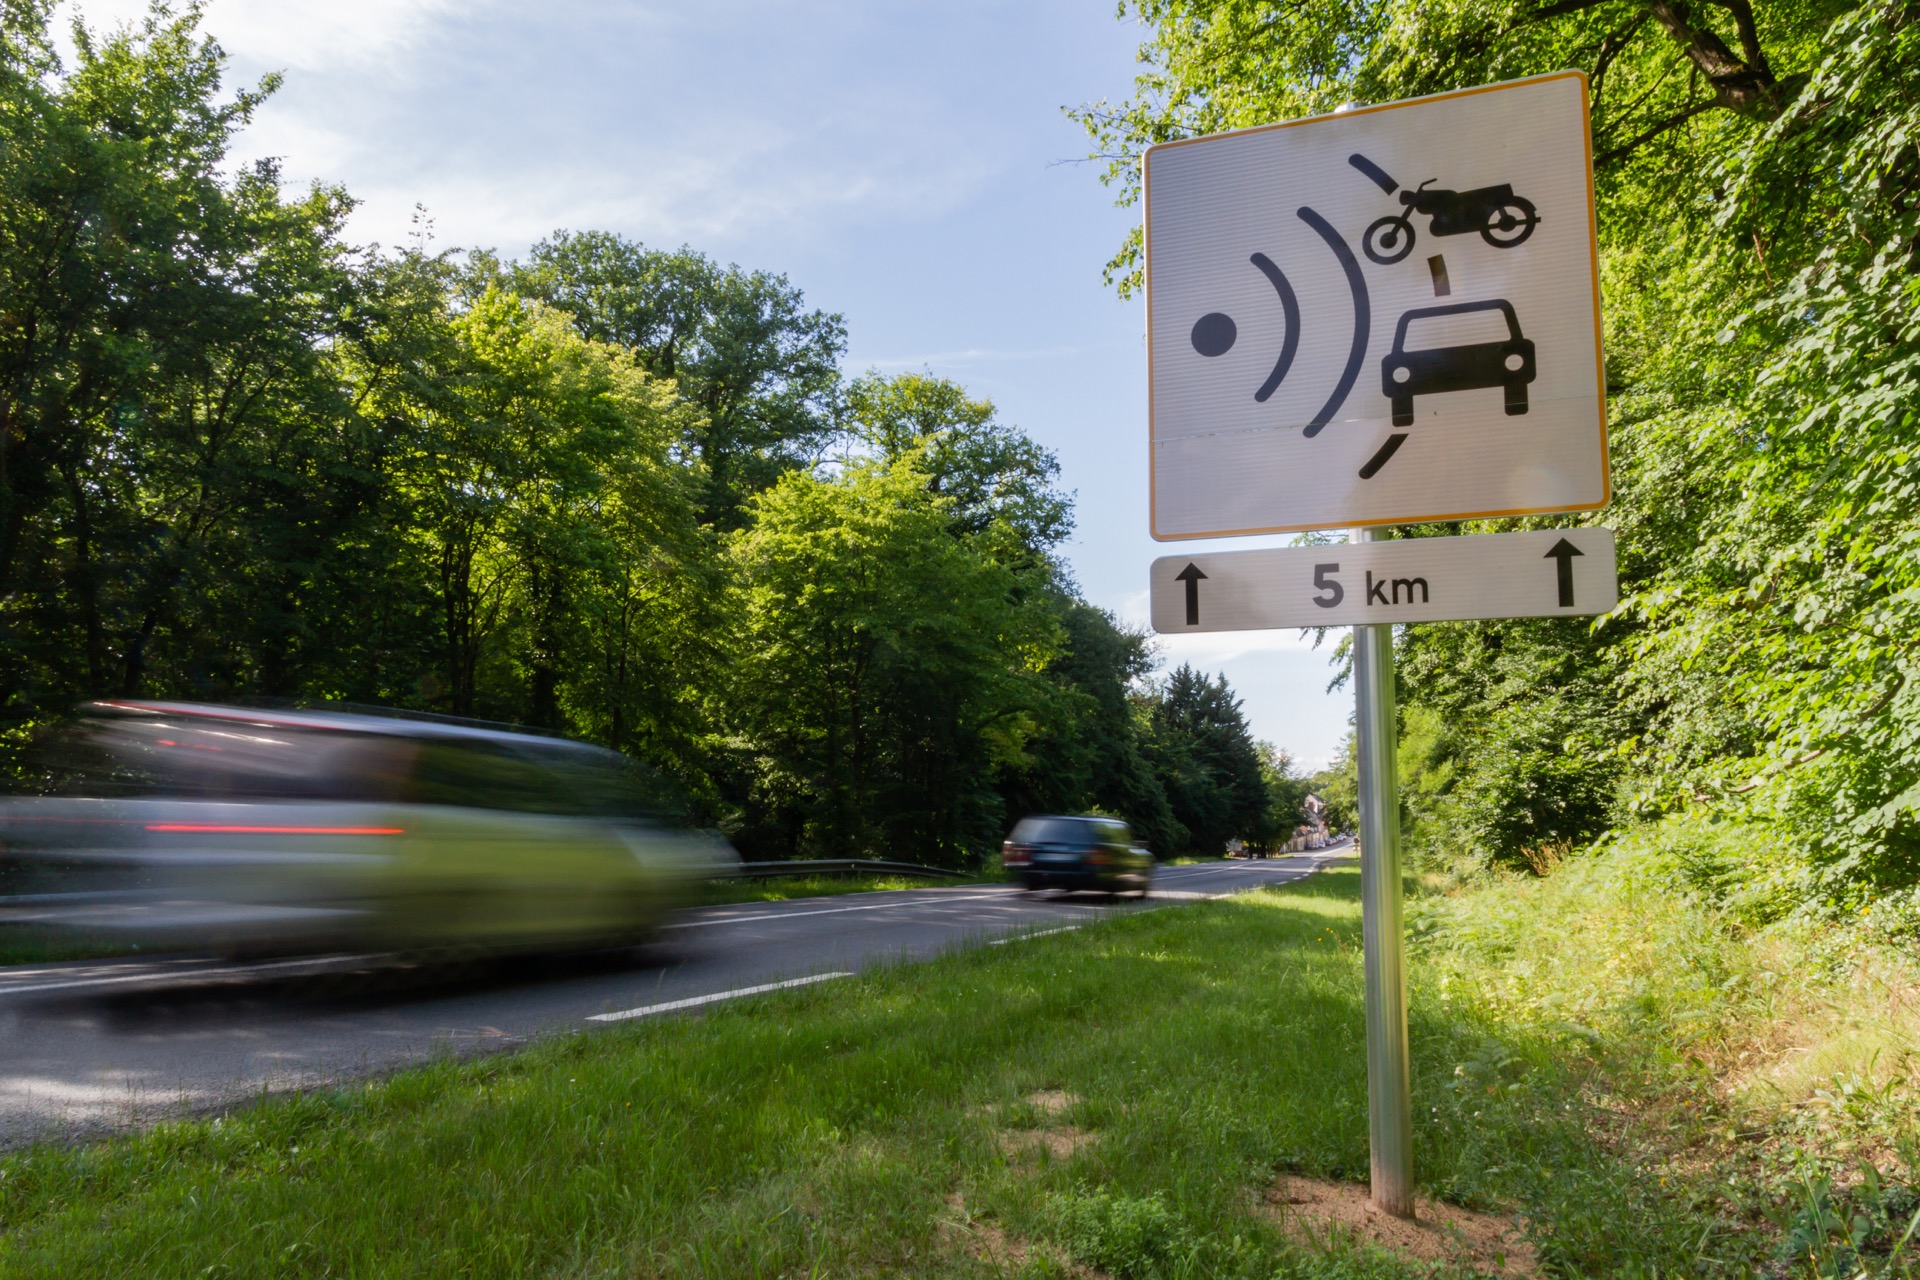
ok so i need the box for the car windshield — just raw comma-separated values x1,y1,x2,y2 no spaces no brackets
1009,817,1089,845
412,740,689,822
1401,307,1512,348
20,714,415,802
18,713,692,822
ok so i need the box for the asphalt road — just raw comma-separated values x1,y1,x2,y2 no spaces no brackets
0,846,1350,1145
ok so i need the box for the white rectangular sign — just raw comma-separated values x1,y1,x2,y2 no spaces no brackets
1149,528,1617,633
1144,72,1607,539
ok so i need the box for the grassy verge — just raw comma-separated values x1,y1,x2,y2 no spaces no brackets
0,864,1779,1279
7,847,1912,1277
1412,834,1920,1277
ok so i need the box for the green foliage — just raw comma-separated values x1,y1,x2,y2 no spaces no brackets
1084,0,1920,912
1311,736,1358,835
0,3,1291,864
0,1,361,715
848,371,1074,559
724,458,1059,865
1259,741,1314,847
511,229,846,528
1039,1186,1201,1278
1144,664,1270,856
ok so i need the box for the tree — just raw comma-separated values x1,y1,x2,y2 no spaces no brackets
371,285,705,731
1144,664,1269,854
998,599,1181,852
512,231,846,528
0,1,369,727
847,372,1074,563
1071,0,1843,293
1312,736,1359,836
724,458,1060,865
1257,742,1313,850
1079,0,1920,917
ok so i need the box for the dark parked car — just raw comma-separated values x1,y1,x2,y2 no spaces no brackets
1000,815,1152,897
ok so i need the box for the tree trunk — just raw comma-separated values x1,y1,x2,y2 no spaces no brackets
1644,0,1787,118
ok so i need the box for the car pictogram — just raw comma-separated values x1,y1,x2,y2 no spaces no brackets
1381,299,1535,427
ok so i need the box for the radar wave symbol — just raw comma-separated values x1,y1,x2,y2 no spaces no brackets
1187,206,1373,441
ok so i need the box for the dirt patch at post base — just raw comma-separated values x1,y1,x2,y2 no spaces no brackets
1264,1175,1540,1277
991,1090,1099,1162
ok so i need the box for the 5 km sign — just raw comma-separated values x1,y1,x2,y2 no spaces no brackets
1145,72,1608,539
1150,527,1617,632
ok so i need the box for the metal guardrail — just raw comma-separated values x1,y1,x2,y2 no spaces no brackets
718,859,970,881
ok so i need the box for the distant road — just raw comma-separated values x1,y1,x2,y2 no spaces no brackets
0,844,1351,1145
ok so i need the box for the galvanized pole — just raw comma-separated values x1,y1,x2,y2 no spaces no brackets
1352,525,1415,1219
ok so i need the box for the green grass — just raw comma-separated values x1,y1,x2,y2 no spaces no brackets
0,865,1747,1278
1413,836,1920,1278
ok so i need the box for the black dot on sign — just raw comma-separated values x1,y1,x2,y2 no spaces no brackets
1190,312,1237,357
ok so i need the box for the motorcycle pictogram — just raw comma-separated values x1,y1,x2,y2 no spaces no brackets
1348,154,1539,266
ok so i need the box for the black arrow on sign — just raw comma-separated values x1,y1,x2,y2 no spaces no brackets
1544,538,1583,607
1175,562,1208,626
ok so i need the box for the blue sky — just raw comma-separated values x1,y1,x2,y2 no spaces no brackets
63,0,1355,767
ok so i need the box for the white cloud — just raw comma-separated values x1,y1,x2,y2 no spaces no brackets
850,341,1134,371
54,0,1001,255
326,131,997,256
62,0,468,71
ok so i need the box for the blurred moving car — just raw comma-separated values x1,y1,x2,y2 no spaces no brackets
1000,815,1152,897
0,702,738,959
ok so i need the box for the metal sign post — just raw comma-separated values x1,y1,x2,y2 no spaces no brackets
1351,525,1414,1218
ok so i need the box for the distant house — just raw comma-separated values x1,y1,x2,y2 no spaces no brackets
1282,794,1331,853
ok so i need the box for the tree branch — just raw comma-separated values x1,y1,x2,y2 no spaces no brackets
1702,0,1772,79
1525,0,1616,22
1590,10,1653,109
1644,0,1786,117
1594,96,1717,166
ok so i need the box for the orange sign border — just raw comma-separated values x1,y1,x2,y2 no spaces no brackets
1143,70,1610,541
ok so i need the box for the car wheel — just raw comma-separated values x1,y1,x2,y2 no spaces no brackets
1391,395,1414,427
1504,382,1528,415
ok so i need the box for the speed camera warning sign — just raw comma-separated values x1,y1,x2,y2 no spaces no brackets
1144,72,1608,539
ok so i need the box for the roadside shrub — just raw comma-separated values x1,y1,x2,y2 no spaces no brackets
1039,1186,1200,1279
1450,697,1621,873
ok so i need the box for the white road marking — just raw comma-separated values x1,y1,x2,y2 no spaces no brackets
989,926,1082,946
0,954,349,998
587,972,855,1023
661,889,1026,929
